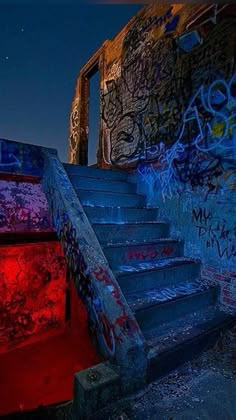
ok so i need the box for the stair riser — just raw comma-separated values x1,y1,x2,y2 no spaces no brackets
84,206,159,223
147,316,236,382
64,164,128,181
104,241,184,269
77,191,146,207
117,262,201,295
136,289,217,332
70,177,136,194
94,223,170,244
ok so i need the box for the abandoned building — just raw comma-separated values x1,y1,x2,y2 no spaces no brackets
0,3,236,419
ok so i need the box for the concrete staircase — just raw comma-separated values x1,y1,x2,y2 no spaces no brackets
64,163,235,382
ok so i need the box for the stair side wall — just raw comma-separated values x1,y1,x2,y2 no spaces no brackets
0,142,67,352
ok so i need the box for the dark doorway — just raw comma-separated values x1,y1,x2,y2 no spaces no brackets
88,70,100,167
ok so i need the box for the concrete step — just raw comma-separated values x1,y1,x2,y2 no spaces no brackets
69,175,136,194
76,190,146,207
93,221,170,244
103,239,184,269
146,306,236,382
127,280,208,311
131,286,217,333
64,163,128,181
115,257,201,295
84,206,159,224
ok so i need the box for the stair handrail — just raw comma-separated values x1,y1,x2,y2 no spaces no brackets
42,152,147,390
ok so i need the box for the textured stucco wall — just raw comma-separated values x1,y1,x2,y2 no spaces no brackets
0,179,53,233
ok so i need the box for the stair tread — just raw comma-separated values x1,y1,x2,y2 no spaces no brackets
114,256,200,277
103,238,181,248
83,205,158,210
146,306,236,356
69,175,131,185
76,189,144,197
126,280,208,311
92,221,167,226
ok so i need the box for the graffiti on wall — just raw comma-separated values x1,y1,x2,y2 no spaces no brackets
0,180,53,232
0,242,66,353
99,5,236,311
192,207,236,259
55,211,140,358
69,97,80,164
139,73,236,201
101,7,235,169
43,157,144,362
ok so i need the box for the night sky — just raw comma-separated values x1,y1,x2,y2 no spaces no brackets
0,4,141,162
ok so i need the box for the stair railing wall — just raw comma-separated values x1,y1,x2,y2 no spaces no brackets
42,152,147,390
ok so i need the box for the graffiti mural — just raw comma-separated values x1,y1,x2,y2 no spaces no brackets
0,179,53,233
138,74,236,201
69,5,236,310
69,97,80,164
43,153,146,376
100,6,236,168
0,242,66,354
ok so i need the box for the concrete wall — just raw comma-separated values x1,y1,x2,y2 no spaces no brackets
0,137,57,176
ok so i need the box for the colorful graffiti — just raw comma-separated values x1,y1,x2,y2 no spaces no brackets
138,73,236,201
54,210,141,358
0,179,53,233
101,7,235,168
0,242,66,354
43,154,146,369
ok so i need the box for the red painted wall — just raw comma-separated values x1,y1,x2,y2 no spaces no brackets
0,242,66,354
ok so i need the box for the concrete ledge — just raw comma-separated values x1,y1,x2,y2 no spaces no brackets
72,362,121,419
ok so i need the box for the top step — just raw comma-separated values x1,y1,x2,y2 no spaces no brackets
63,163,128,182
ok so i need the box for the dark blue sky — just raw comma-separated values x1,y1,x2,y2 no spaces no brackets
0,4,141,162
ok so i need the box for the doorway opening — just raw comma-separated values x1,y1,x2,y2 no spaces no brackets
88,66,100,167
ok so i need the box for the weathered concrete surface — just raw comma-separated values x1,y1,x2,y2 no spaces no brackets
93,325,236,420
4,326,236,419
73,363,120,419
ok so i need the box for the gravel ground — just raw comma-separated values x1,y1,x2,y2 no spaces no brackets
94,323,236,420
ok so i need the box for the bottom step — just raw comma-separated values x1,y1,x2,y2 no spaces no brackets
146,306,236,382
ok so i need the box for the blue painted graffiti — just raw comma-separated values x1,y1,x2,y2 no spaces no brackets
176,30,203,53
178,73,236,152
128,280,207,309
139,74,236,200
0,140,21,169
